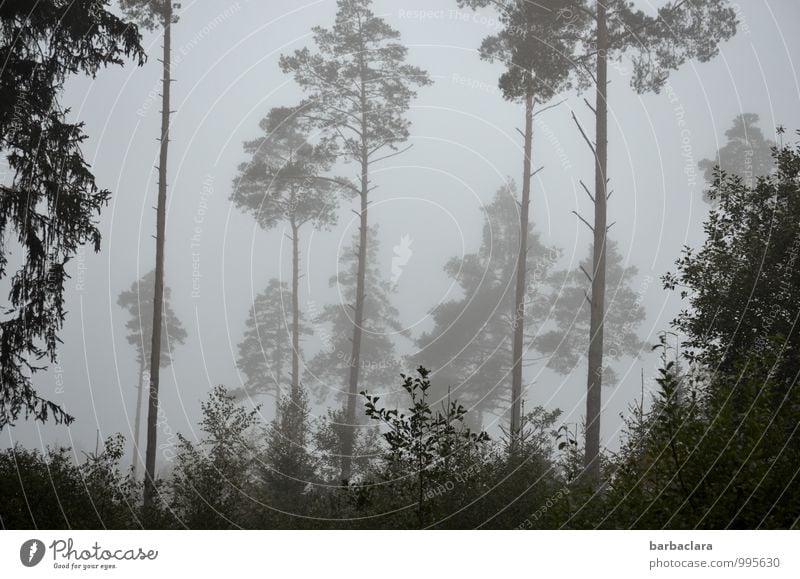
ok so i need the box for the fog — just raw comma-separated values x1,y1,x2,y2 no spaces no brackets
4,0,799,478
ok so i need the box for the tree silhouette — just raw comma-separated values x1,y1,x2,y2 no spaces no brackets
232,106,338,401
459,0,582,444
698,113,775,202
117,271,187,477
279,0,431,482
534,239,646,389
308,226,407,475
665,136,800,382
413,185,559,428
258,385,316,507
558,0,736,483
0,1,144,428
234,279,311,412
309,225,407,395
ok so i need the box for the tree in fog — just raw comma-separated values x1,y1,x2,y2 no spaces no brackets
232,107,339,403
279,0,431,482
308,226,407,473
169,385,259,528
258,385,316,506
119,0,180,506
234,279,311,412
458,0,582,444
545,0,737,483
413,185,559,428
312,407,381,484
666,134,800,382
611,137,800,529
117,271,187,477
534,239,646,389
0,1,144,428
308,226,407,395
698,113,775,202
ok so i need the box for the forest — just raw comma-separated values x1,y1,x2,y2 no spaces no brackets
1,0,799,530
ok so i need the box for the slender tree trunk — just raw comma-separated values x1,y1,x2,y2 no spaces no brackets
341,157,368,483
131,353,145,478
144,3,172,508
584,1,608,485
510,89,535,449
275,319,283,419
341,46,370,484
291,218,301,399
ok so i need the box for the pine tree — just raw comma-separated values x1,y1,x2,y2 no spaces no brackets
119,0,180,507
413,185,559,428
117,271,187,477
0,1,144,428
234,279,311,411
279,0,431,482
698,113,775,202
308,226,407,476
458,0,582,444
561,0,737,483
534,239,646,389
232,106,338,401
259,385,316,506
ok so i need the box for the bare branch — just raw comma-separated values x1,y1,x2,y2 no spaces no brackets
579,180,595,203
572,210,595,232
533,98,568,118
571,111,596,157
289,175,360,196
368,144,414,165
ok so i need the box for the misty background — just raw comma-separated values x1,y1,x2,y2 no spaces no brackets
4,0,799,472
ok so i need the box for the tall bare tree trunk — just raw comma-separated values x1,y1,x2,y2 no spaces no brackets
131,354,145,477
144,2,172,508
275,317,284,418
341,153,368,483
291,218,301,399
584,0,609,485
510,89,535,448
340,46,370,484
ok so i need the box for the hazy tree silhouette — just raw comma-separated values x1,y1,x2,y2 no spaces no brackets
232,107,339,402
258,385,316,507
413,185,559,428
117,271,187,477
534,239,646,389
309,226,407,393
699,113,775,202
279,0,431,482
234,279,311,413
459,0,582,451
0,1,144,428
308,226,407,474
